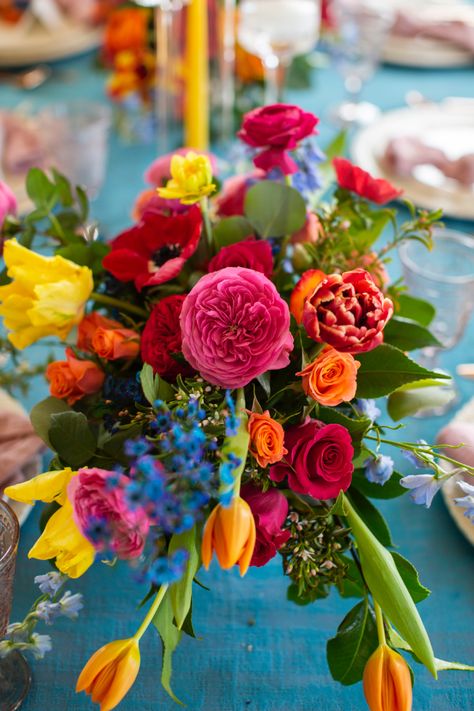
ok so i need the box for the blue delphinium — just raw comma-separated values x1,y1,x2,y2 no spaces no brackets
400,473,442,508
146,550,190,587
355,399,381,422
292,140,325,198
454,480,474,522
364,454,394,485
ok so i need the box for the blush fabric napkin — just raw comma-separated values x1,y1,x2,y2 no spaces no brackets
392,10,474,53
384,137,474,188
0,389,44,493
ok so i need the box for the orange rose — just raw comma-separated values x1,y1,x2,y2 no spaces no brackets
46,348,105,405
247,411,287,469
103,8,149,63
92,327,140,361
77,312,122,353
235,43,264,84
297,347,360,406
290,269,325,324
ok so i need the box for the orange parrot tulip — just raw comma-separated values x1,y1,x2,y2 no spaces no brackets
363,644,413,711
201,496,256,576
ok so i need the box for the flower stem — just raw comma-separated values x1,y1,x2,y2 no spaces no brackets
365,435,474,476
91,292,149,319
200,196,213,254
133,585,169,642
374,600,386,646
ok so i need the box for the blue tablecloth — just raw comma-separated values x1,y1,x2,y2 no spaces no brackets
2,50,474,710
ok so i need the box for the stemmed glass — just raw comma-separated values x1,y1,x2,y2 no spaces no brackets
329,0,394,126
399,229,474,415
237,0,321,105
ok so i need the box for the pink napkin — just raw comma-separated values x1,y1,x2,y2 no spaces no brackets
392,10,474,53
437,423,474,470
0,112,46,176
384,136,474,188
0,391,44,494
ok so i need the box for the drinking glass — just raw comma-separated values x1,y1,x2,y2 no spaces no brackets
237,0,321,104
399,229,474,415
0,499,31,710
329,0,394,126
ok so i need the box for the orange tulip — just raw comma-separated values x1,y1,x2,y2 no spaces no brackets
247,410,287,468
296,347,360,407
92,327,140,361
201,497,256,576
363,644,412,711
76,638,140,711
290,269,326,324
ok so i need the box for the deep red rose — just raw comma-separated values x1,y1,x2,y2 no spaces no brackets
215,170,265,217
238,104,319,175
303,268,393,354
270,419,354,499
141,295,192,380
240,483,290,567
207,239,273,278
333,157,403,205
102,205,202,291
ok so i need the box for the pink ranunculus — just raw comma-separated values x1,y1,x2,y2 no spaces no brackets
238,104,319,175
240,482,290,567
0,180,17,225
291,212,321,245
68,468,149,559
214,170,265,217
180,266,293,389
207,239,273,278
270,418,354,500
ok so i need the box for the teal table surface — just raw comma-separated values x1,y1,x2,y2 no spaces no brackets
2,51,474,710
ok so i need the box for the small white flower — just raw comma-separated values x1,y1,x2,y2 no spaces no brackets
400,473,442,508
454,480,474,523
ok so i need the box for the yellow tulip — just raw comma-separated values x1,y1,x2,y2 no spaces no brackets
0,239,93,349
363,644,413,711
201,496,256,576
76,638,140,711
157,151,216,204
5,468,95,578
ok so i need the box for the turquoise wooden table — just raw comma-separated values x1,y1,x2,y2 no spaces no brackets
2,51,474,710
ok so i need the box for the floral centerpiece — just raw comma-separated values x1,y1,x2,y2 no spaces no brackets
1,103,473,711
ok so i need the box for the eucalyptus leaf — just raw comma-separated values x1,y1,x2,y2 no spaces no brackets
244,182,306,238
152,589,184,705
49,411,97,467
213,216,253,248
327,599,378,685
169,525,201,629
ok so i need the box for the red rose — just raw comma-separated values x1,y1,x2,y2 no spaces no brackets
333,157,402,205
102,205,202,291
240,483,290,567
141,295,192,380
207,239,273,278
215,170,265,217
238,104,319,175
270,419,354,500
303,268,393,354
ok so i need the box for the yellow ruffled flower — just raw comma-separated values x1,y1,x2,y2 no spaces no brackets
76,638,141,711
5,468,95,578
0,239,93,349
157,151,216,205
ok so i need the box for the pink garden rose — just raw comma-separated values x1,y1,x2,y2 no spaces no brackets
68,468,149,559
241,482,290,567
180,266,293,388
270,418,354,499
207,239,273,278
0,180,17,225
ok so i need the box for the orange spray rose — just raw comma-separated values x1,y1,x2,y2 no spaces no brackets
92,327,140,361
297,347,360,407
77,312,123,353
247,411,287,468
46,348,105,405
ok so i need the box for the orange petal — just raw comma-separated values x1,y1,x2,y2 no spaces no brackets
214,498,253,569
238,508,256,576
290,269,326,324
201,505,219,570
100,642,140,711
76,640,131,692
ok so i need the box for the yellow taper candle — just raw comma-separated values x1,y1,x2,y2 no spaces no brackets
184,0,209,150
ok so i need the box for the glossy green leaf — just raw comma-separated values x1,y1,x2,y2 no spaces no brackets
152,589,183,705
434,658,474,672
213,216,253,248
342,495,437,677
56,241,109,276
347,489,392,546
337,556,365,599
49,411,97,468
396,294,435,327
30,396,71,448
391,552,430,604
169,525,200,629
327,599,378,685
140,363,174,406
25,168,56,207
351,469,405,500
244,181,306,238
389,628,474,673
388,384,455,421
383,317,441,351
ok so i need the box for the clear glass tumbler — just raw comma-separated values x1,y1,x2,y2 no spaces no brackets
0,499,30,711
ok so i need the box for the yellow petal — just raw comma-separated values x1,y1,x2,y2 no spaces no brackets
5,468,74,505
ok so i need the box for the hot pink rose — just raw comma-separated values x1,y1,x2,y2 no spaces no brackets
207,239,273,278
270,419,354,499
238,104,319,175
68,468,149,559
0,180,17,225
214,170,265,217
180,266,293,388
241,483,290,567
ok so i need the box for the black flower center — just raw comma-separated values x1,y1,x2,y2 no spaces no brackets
151,243,181,267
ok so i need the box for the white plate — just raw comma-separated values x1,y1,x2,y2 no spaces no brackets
0,18,103,67
351,102,474,221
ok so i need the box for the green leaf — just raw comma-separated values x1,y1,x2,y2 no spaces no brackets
49,411,97,468
180,601,198,638
347,489,392,546
244,182,306,238
140,363,174,405
318,406,371,455
342,495,437,677
30,396,71,448
353,210,393,252
351,469,406,500
435,658,474,673
337,556,365,599
219,389,249,496
391,552,430,604
355,344,449,399
169,525,200,630
51,168,74,207
326,599,378,685
396,294,435,327
76,185,89,221
256,371,271,398
383,317,441,351
387,383,455,422
152,589,184,705
56,242,109,275
25,168,56,206
213,216,253,248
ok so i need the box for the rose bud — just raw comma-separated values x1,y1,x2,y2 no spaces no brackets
303,268,393,354
363,644,412,711
91,326,140,361
201,496,256,576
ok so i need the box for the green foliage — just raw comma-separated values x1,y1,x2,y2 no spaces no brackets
327,599,378,685
387,382,455,421
140,363,174,406
244,181,307,238
169,526,201,630
30,396,71,448
49,411,97,468
318,406,371,456
391,552,430,604
351,469,406,500
152,589,184,705
383,317,440,351
56,241,110,276
346,489,392,546
213,216,253,249
395,294,435,327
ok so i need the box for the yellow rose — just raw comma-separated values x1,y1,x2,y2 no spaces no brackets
0,239,93,349
157,151,216,204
